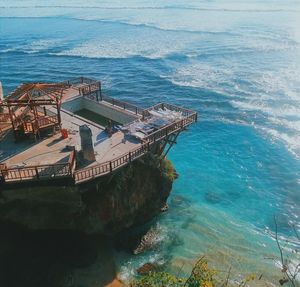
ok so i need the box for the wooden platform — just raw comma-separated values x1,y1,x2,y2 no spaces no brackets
0,77,197,186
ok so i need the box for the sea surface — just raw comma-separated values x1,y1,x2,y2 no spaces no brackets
1,0,300,285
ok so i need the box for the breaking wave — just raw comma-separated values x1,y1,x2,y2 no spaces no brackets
0,39,64,54
164,59,300,158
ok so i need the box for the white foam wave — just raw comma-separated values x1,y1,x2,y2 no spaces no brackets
0,39,63,54
262,128,300,158
231,100,300,118
165,58,300,158
164,63,234,91
230,103,300,158
53,32,191,59
24,39,63,53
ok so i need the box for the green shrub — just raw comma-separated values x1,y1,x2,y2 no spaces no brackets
160,158,176,182
131,271,183,287
131,257,257,287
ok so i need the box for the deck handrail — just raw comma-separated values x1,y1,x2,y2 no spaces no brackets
0,114,196,185
83,92,144,116
74,142,149,183
0,111,197,185
73,112,197,184
79,82,101,96
0,77,198,186
145,102,196,117
101,94,144,115
0,113,10,122
0,162,71,182
64,76,99,86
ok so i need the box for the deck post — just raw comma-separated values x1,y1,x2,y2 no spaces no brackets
0,170,5,184
56,101,62,127
6,103,18,140
129,152,132,162
99,82,102,101
109,161,113,173
181,119,184,129
35,167,40,179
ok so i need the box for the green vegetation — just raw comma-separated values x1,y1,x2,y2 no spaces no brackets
159,157,177,182
131,257,257,287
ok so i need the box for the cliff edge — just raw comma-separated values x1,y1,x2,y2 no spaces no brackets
0,155,176,234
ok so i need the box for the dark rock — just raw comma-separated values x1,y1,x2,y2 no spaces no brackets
133,226,161,254
0,154,176,235
0,221,101,287
114,224,151,252
137,263,157,275
160,204,169,212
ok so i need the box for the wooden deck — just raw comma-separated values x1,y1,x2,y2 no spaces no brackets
0,77,197,186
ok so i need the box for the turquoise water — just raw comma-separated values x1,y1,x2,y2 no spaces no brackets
1,1,300,284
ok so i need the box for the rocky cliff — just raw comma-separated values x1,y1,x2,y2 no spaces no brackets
0,154,176,235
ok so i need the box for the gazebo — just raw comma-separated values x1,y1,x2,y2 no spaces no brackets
0,82,69,141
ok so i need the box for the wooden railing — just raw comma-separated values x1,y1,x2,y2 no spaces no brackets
36,115,58,128
0,111,196,184
74,143,150,183
36,106,57,117
0,109,197,185
0,113,10,122
1,87,197,185
0,149,77,184
1,163,71,183
145,102,195,117
23,115,58,134
144,112,197,143
65,76,98,86
68,150,76,173
100,94,144,115
73,112,197,184
79,82,101,96
81,91,144,116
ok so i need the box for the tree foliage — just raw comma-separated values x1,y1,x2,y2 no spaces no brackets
131,257,256,287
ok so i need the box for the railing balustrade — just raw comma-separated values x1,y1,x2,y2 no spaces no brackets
1,111,197,185
1,162,71,182
0,113,10,122
1,80,197,185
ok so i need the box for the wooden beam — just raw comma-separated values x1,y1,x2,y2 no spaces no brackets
163,132,181,158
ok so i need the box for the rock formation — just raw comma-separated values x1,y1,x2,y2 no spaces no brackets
0,154,176,235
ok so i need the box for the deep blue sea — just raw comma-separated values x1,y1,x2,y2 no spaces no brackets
1,0,300,285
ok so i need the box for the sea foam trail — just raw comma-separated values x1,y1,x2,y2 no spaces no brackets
53,38,188,59
0,39,64,54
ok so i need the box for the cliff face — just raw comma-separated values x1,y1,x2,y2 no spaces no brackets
0,155,176,234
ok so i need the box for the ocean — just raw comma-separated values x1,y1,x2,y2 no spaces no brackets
0,0,300,285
